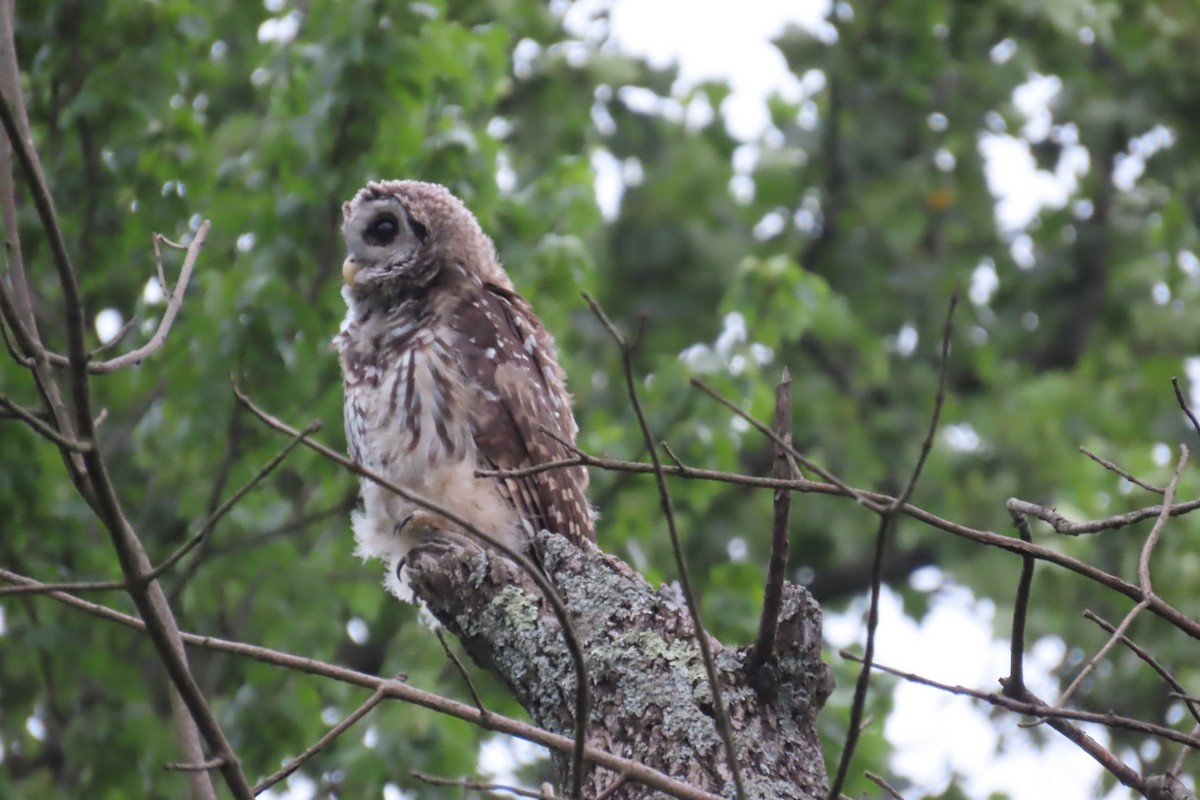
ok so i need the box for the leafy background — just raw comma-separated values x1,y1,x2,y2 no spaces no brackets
3,1,1200,798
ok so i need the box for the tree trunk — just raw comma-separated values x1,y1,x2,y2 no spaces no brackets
407,532,834,799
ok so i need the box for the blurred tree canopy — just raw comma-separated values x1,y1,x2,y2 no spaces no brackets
4,0,1200,798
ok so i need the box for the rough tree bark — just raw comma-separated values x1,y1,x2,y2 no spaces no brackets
407,531,835,799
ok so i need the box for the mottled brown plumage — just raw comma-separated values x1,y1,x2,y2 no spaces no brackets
334,180,593,597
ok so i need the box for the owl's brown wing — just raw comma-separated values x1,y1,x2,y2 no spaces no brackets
453,283,593,547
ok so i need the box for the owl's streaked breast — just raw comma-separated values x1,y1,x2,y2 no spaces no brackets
340,312,472,477
335,295,525,597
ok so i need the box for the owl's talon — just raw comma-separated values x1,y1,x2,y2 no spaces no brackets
397,510,450,541
410,537,459,559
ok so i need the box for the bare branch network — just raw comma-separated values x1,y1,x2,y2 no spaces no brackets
2,16,1200,799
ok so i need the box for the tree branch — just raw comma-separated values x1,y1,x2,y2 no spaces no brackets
828,284,956,800
583,291,747,800
1084,610,1200,727
252,676,396,795
749,368,794,676
485,439,1200,641
406,531,832,799
0,567,731,800
231,381,592,797
845,651,1197,794
0,55,250,800
0,393,92,452
70,226,209,373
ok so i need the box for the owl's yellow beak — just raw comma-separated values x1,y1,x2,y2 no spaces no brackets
342,257,360,285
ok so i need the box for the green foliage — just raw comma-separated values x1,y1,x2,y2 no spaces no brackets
5,0,1200,797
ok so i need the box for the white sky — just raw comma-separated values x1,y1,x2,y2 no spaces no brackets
826,579,1129,799
607,0,835,140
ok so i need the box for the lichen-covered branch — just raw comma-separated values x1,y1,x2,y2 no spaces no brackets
407,533,834,799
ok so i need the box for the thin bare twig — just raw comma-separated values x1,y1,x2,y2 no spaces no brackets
89,313,138,358
0,57,92,433
480,450,1200,553
87,225,209,373
481,451,1198,542
25,235,207,375
0,56,250,800
0,394,92,452
750,368,793,675
1084,610,1200,727
0,420,319,600
0,109,84,498
0,312,32,365
230,381,591,800
1172,377,1200,439
0,267,84,484
864,771,906,800
1079,445,1164,494
0,577,125,597
1139,445,1187,593
0,569,723,800
1004,682,1148,793
595,775,629,800
1056,599,1149,713
891,282,957,511
583,291,747,800
1006,495,1200,537
152,232,171,295
148,421,320,583
1006,509,1036,694
435,628,489,721
691,377,884,513
1172,725,1200,778
660,440,689,472
165,757,226,772
1056,445,1188,709
411,772,553,799
843,652,1154,793
829,285,958,800
828,514,894,800
36,226,211,374
0,5,34,341
476,441,1200,641
252,676,397,795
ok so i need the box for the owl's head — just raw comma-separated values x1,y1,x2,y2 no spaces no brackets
340,180,507,305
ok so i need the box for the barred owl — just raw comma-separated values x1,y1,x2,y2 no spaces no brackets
334,180,593,597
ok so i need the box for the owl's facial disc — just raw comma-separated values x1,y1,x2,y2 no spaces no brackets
341,198,430,291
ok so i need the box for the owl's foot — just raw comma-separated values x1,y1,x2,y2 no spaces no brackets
393,511,458,588
394,510,452,541
396,510,482,555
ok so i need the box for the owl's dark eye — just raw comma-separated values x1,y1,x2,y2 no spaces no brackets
364,213,400,246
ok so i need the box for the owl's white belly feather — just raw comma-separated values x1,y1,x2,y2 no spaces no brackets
340,320,524,599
